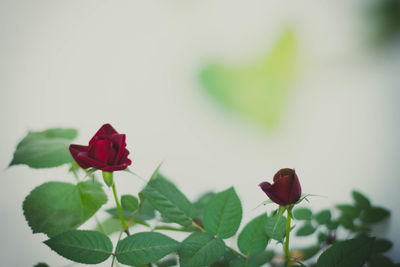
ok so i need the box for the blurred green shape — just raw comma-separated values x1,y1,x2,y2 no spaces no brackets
366,0,400,44
200,29,298,129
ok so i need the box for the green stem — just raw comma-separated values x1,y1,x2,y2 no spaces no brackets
126,199,143,226
227,245,247,259
111,199,144,267
111,253,116,267
192,220,206,232
284,208,292,264
112,183,128,234
69,163,80,182
153,225,193,232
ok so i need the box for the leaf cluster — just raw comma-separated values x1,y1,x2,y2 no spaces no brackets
8,128,399,267
291,190,396,267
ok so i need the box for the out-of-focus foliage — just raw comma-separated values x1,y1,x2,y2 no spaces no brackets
9,128,77,168
365,0,400,44
200,29,298,129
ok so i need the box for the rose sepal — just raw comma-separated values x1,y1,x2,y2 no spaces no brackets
102,171,114,187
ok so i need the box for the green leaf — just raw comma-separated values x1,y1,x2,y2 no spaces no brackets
153,225,193,232
116,232,180,266
296,223,316,236
106,207,134,219
293,207,312,220
352,190,371,210
358,224,373,233
107,200,155,224
231,251,275,267
156,257,178,267
96,217,123,235
318,232,329,243
327,220,339,230
200,29,298,129
179,232,225,267
316,236,375,267
248,250,275,266
44,230,112,264
338,215,355,231
238,213,269,256
23,181,107,237
371,238,393,254
77,181,108,218
265,214,286,242
211,262,231,267
315,209,332,225
210,248,237,267
360,207,390,224
149,162,163,181
369,254,395,267
231,258,247,267
193,191,215,220
121,194,139,212
336,204,361,218
10,128,78,168
203,187,242,238
300,245,321,260
136,199,156,221
33,263,49,267
17,128,77,146
141,174,193,226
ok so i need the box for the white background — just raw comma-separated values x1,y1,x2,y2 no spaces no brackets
1,0,399,266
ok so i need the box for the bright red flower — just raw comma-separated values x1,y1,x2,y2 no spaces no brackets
69,124,132,172
259,168,302,206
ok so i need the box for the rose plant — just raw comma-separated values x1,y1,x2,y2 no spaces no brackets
8,124,399,267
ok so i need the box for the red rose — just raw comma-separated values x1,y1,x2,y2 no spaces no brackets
259,168,302,206
69,124,132,172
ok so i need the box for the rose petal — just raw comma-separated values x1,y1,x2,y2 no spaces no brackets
76,152,107,169
259,181,271,193
260,181,288,206
118,149,131,165
125,158,132,166
268,173,301,206
88,139,116,164
273,168,293,182
117,149,132,168
69,145,91,169
109,133,126,163
101,163,130,172
288,174,302,204
89,124,118,145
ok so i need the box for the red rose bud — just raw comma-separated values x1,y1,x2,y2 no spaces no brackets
69,124,132,172
259,168,302,206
